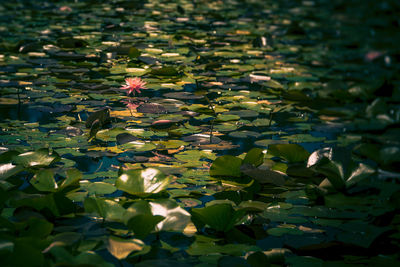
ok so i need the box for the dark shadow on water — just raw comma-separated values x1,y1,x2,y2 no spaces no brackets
0,104,57,123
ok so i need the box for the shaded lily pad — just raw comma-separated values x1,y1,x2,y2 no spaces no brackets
80,181,117,195
243,148,264,167
210,155,242,178
116,133,139,145
84,197,126,222
124,200,165,239
186,235,258,256
191,203,246,232
268,144,310,163
151,67,180,76
240,164,286,186
163,92,203,100
137,103,167,114
308,147,376,190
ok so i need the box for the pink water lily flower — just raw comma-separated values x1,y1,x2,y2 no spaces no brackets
121,77,147,95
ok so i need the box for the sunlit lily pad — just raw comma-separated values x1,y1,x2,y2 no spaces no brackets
120,141,156,152
13,148,60,167
115,168,170,195
107,236,146,260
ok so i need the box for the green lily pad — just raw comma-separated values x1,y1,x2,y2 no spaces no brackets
187,236,258,256
336,222,391,248
151,67,180,76
0,163,24,180
115,168,170,195
229,130,262,139
268,144,310,163
267,224,304,236
252,118,274,127
216,114,240,122
107,236,145,260
210,155,242,177
191,203,246,232
243,148,264,167
21,217,53,239
80,181,117,195
308,147,376,190
281,134,325,143
175,150,216,163
124,200,165,238
255,139,288,147
30,169,57,192
157,140,188,149
240,164,286,186
120,141,157,152
59,168,82,189
13,148,60,168
148,199,191,232
84,197,126,222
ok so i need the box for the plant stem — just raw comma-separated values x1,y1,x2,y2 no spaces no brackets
195,80,216,144
269,110,273,127
17,87,21,120
210,119,214,144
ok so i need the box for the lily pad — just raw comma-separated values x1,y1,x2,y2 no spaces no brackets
13,148,60,168
115,168,170,195
243,148,264,167
151,67,180,76
137,103,167,114
268,144,310,163
30,169,57,192
163,92,203,100
191,203,246,232
210,155,243,178
116,133,139,145
107,236,145,260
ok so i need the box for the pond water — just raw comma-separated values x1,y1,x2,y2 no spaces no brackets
0,0,399,266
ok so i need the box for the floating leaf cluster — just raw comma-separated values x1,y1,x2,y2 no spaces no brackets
0,0,400,266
